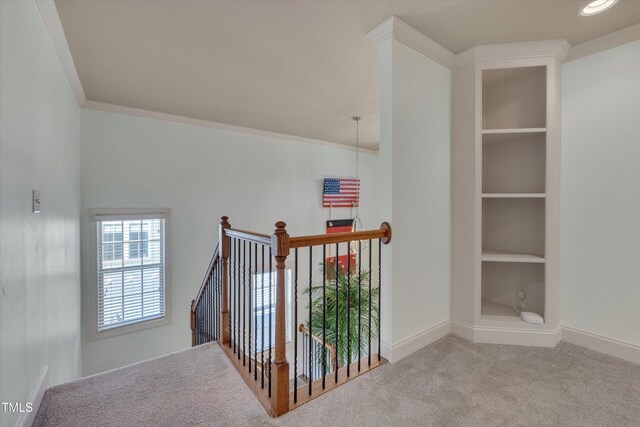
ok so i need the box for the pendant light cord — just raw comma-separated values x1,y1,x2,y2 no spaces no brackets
353,116,361,223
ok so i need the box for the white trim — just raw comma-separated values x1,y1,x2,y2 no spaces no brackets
451,320,561,347
566,23,640,62
367,16,455,70
382,320,451,363
450,320,475,341
454,39,571,68
17,366,48,427
82,100,379,155
32,0,380,153
86,208,172,341
34,0,86,105
388,322,640,365
561,326,640,365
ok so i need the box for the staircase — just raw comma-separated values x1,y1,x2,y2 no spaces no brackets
190,216,391,417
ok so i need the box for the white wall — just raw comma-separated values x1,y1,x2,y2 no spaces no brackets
80,108,378,375
0,1,82,426
561,39,640,346
377,39,394,351
378,39,451,356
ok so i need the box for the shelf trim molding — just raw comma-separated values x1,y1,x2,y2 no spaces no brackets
451,320,561,347
482,128,547,134
482,194,546,199
481,249,545,263
454,39,571,68
367,16,455,69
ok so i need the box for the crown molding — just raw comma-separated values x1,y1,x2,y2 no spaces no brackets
34,0,86,105
566,23,640,62
82,101,378,154
367,16,455,70
454,39,571,68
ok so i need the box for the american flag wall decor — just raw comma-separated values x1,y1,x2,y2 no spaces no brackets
323,178,360,208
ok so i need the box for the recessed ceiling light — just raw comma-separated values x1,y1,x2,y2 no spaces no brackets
579,0,618,16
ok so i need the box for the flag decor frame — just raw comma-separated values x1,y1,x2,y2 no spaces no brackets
323,178,360,208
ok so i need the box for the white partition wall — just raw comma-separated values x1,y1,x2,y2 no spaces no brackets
369,19,453,361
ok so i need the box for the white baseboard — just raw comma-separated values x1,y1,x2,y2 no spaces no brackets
451,320,561,347
450,320,474,341
382,320,451,363
561,326,640,365
17,366,48,427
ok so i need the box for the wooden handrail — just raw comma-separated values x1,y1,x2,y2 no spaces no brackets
191,243,220,314
223,222,393,249
299,324,339,370
298,324,334,350
289,222,392,248
225,228,272,246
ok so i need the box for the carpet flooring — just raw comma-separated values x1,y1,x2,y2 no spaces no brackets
33,335,640,426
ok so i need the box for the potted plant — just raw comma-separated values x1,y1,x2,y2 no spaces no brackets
305,267,379,369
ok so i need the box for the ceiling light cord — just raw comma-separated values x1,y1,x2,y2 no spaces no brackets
356,117,360,182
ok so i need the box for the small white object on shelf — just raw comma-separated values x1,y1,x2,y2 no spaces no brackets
520,311,544,324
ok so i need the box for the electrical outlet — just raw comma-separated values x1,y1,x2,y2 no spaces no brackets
517,286,526,300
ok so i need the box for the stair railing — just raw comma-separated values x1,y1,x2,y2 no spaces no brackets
299,323,337,384
190,243,220,346
190,216,391,417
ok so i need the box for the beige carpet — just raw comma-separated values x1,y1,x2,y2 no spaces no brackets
33,335,640,426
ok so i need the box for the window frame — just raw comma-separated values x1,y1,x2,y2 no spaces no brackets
87,208,171,340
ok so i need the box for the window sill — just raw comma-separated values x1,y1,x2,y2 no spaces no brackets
90,316,171,341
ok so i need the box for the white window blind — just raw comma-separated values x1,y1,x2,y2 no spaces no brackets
253,269,292,352
96,217,166,331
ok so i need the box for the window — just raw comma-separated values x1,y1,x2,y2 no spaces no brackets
253,269,292,352
102,229,123,261
90,210,170,337
128,226,148,259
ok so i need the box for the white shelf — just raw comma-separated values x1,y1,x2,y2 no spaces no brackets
482,128,546,134
482,193,545,199
481,248,545,263
482,129,546,144
481,300,521,321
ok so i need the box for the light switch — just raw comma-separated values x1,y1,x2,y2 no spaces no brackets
32,190,40,213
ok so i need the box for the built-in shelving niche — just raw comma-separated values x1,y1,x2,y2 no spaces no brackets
482,131,546,195
482,198,545,258
479,64,549,326
481,262,545,321
452,42,563,344
482,66,547,130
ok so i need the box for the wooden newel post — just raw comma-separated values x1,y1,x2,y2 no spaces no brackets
271,221,290,416
220,216,231,345
190,299,196,346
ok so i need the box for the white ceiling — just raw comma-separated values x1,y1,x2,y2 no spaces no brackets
55,0,640,149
